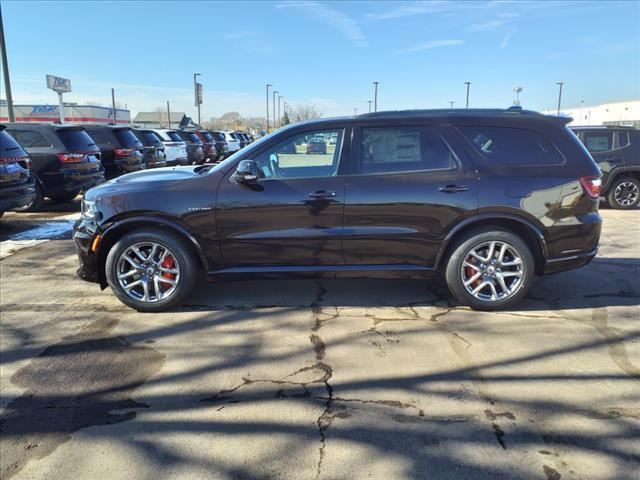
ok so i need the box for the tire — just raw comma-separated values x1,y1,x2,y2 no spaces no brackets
606,175,640,210
105,228,199,312
14,183,44,212
49,191,79,203
444,228,535,311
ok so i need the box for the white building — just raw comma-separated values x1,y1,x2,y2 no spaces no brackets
543,99,640,128
0,102,130,124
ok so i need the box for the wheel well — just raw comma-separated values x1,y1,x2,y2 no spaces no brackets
440,218,546,275
96,220,206,287
605,171,640,192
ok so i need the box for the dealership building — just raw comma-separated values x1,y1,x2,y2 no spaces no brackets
0,101,130,124
544,99,639,128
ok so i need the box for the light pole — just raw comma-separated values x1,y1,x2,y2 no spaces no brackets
367,100,372,113
513,86,523,106
193,73,201,127
354,107,358,116
266,84,272,132
0,5,15,122
449,101,455,110
373,81,379,112
272,90,278,130
465,81,471,109
556,82,564,115
277,95,282,129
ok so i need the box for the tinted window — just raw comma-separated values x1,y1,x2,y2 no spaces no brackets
9,130,52,148
616,131,630,148
358,126,456,174
0,130,29,157
459,126,563,165
213,132,225,141
166,131,182,142
57,129,99,151
200,131,214,141
85,129,111,145
113,129,143,148
582,132,613,153
139,131,162,146
181,132,200,143
254,129,343,179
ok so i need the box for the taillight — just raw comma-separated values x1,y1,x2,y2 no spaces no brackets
114,148,133,157
57,152,86,163
579,176,602,199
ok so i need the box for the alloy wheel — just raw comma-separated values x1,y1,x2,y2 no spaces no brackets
116,242,181,303
614,181,639,207
460,240,524,302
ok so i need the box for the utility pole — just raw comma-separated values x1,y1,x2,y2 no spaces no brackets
272,90,278,130
513,86,523,106
193,73,201,127
277,95,282,129
449,101,455,110
0,5,15,122
465,81,471,109
111,88,117,125
367,100,372,113
266,84,272,132
373,81,379,112
166,101,171,129
556,82,564,115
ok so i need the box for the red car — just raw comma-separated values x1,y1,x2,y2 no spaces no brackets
193,130,218,162
306,137,327,154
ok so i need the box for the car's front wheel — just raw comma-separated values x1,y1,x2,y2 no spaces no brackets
607,175,640,210
444,228,535,310
105,229,198,312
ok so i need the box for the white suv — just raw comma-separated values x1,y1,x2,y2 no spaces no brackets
222,131,241,153
152,129,188,165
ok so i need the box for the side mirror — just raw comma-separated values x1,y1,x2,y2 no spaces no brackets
232,159,260,184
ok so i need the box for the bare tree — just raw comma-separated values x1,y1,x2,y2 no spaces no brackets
290,105,323,123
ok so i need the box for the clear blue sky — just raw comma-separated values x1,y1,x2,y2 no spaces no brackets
2,0,639,119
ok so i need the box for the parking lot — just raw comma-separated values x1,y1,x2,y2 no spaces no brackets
0,205,638,479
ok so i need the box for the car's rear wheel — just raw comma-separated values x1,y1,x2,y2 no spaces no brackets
106,229,198,312
607,175,639,210
14,183,44,212
445,228,535,310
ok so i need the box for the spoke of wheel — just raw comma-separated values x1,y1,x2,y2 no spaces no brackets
488,282,498,300
153,276,161,301
148,244,159,263
142,279,150,302
501,258,522,267
118,269,138,280
159,249,169,263
472,281,488,296
158,267,179,274
495,273,509,295
486,241,496,261
501,271,522,278
132,246,147,262
463,261,480,271
158,276,177,286
122,255,143,270
469,251,485,262
464,272,482,287
123,279,143,291
498,243,508,262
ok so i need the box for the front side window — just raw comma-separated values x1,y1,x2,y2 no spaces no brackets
582,132,613,153
254,129,343,180
357,126,456,174
10,130,52,148
459,126,563,165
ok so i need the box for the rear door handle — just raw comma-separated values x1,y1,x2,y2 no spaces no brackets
308,190,336,199
439,185,469,193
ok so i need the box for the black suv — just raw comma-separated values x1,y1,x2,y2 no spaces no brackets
82,125,146,178
175,130,205,164
132,129,168,169
572,126,639,209
74,109,602,312
211,131,230,160
6,123,105,209
0,126,36,216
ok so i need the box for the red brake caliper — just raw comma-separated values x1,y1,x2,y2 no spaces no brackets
160,255,176,287
465,256,481,288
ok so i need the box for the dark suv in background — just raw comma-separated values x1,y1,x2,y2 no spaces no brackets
133,129,168,169
572,126,639,209
175,130,205,164
192,130,218,162
210,131,229,160
82,125,146,178
0,126,36,216
6,123,105,209
74,108,602,312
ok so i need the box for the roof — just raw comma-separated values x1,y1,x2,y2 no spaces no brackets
571,125,638,130
133,112,188,122
3,122,88,130
355,107,546,120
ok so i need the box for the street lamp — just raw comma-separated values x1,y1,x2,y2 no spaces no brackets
193,73,201,127
354,107,358,116
513,86,523,106
367,100,373,113
0,6,15,122
556,82,564,115
266,84,272,132
272,90,278,130
465,81,471,109
373,81,379,112
278,95,282,129
449,101,455,110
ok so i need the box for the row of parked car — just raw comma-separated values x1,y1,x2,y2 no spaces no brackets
0,123,255,214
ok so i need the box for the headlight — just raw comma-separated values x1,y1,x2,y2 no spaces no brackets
81,199,97,219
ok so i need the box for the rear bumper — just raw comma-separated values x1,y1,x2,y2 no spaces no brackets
0,178,36,212
47,168,105,196
543,247,598,275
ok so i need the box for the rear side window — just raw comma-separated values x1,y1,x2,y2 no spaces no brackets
9,130,52,148
182,132,200,143
459,126,563,165
85,129,111,145
0,130,29,157
113,129,143,148
200,131,214,141
166,131,182,142
582,132,613,153
139,131,162,146
358,126,456,174
56,129,98,152
213,132,225,141
616,131,630,148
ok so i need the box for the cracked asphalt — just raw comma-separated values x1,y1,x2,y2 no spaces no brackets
0,206,639,480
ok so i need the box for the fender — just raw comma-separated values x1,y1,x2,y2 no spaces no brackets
433,213,549,270
95,215,209,285
602,166,640,192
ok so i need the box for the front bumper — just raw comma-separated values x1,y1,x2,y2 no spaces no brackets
73,218,101,284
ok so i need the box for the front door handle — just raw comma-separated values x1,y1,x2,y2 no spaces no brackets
308,190,336,199
439,185,469,193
